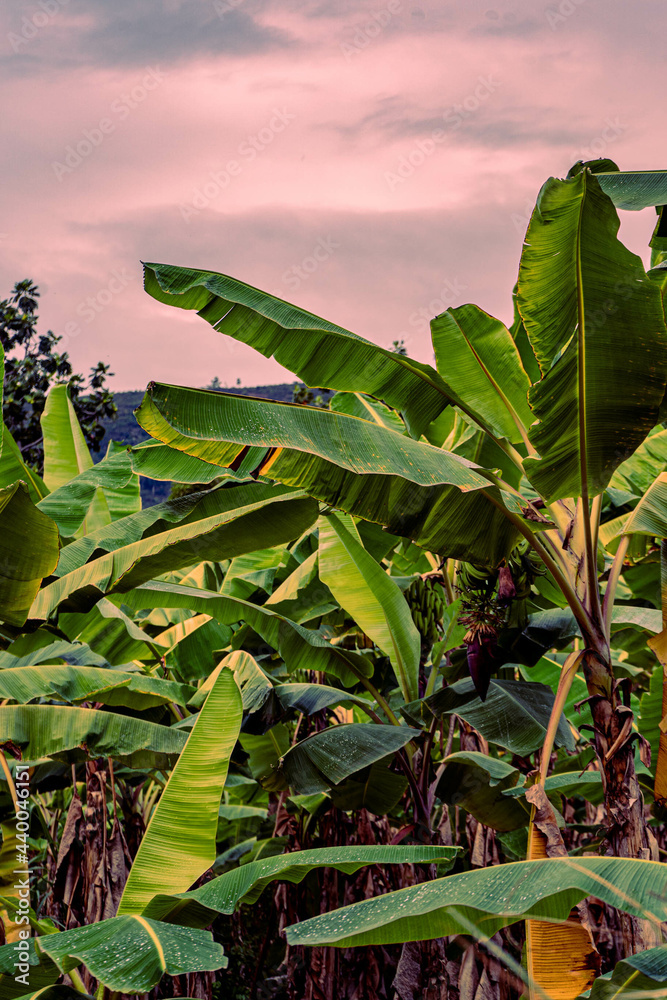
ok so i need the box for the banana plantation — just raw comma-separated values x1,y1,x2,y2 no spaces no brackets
5,159,667,1000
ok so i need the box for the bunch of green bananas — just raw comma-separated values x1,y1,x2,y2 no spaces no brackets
506,540,545,600
406,574,445,643
456,562,497,595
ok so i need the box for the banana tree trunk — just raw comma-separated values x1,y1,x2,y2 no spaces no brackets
582,642,659,956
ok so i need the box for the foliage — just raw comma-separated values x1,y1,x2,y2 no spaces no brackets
0,280,116,470
3,161,667,999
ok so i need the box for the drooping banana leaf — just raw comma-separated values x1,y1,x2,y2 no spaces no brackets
284,856,667,948
518,170,667,501
436,751,529,832
0,704,186,768
58,596,167,664
318,511,420,702
129,438,264,484
0,665,194,710
143,262,456,438
426,677,575,755
431,304,533,445
36,916,226,994
134,382,522,565
329,391,408,434
29,486,318,620
141,845,461,926
269,722,421,794
623,472,667,537
0,638,109,669
101,440,141,518
120,581,373,687
0,482,60,628
36,447,136,538
118,668,242,915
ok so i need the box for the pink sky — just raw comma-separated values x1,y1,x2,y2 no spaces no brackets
1,0,665,390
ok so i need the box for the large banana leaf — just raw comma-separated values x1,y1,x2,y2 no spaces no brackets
143,262,455,438
0,424,48,501
118,668,242,914
141,845,460,926
270,722,421,794
58,597,167,664
29,486,318,620
426,677,574,755
0,482,60,628
518,170,667,501
595,169,667,210
623,472,667,536
0,705,186,767
284,856,667,948
41,385,111,534
135,382,522,565
36,448,136,538
318,511,420,701
431,304,533,444
0,665,194,709
120,581,373,687
101,440,141,519
129,438,264,484
610,428,667,495
586,944,667,999
37,916,226,994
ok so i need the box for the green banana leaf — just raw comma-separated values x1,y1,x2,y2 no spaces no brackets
58,596,167,664
101,440,141,519
41,385,111,534
36,448,136,538
329,391,408,434
14,989,94,1000
143,262,454,439
0,424,48,501
164,617,233,682
437,751,528,831
129,438,264,484
29,486,318,621
318,511,420,702
518,170,667,501
0,482,60,628
284,856,667,948
264,551,337,623
0,637,109,668
118,668,242,914
623,472,667,537
585,944,667,999
121,581,373,687
431,304,533,445
610,428,667,495
638,664,663,773
134,382,522,565
141,845,461,926
37,916,226,994
426,677,575,755
0,704,186,768
595,169,667,210
270,722,421,794
329,758,408,814
0,664,194,709
0,938,61,999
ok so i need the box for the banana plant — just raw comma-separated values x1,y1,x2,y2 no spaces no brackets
131,161,667,975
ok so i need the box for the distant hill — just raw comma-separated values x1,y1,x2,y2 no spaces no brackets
97,384,332,505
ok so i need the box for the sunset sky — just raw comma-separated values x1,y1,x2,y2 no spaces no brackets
1,0,665,391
